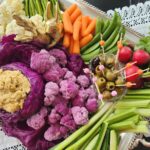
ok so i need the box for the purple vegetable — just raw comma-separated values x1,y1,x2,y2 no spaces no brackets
60,114,77,131
49,49,67,66
77,75,90,88
44,95,56,106
71,106,89,125
60,80,79,99
72,96,85,107
86,86,97,98
55,103,69,116
64,71,76,82
0,42,39,66
86,98,98,113
67,54,84,76
1,34,16,44
30,50,56,73
0,62,44,123
27,107,48,130
45,82,59,97
44,64,66,82
48,109,61,124
44,124,62,141
78,88,89,101
60,126,69,138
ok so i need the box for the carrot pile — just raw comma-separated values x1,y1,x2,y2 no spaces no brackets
63,3,95,54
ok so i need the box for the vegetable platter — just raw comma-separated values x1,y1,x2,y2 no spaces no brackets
0,0,150,150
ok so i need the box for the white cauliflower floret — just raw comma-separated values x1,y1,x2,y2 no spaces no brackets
0,0,25,36
30,15,46,34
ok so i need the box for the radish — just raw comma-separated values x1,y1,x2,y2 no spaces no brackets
132,49,150,66
131,78,144,89
125,65,139,82
118,46,133,63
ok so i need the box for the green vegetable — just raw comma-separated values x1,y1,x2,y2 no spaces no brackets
81,33,100,53
65,105,114,150
137,109,150,117
135,36,150,53
81,48,100,62
82,43,100,55
29,0,35,16
109,121,136,130
52,103,113,150
102,20,110,33
84,134,99,150
127,89,150,95
103,11,118,40
116,100,150,108
110,130,118,150
101,129,110,150
93,123,108,150
95,17,102,35
105,108,136,124
24,0,29,16
106,46,117,54
104,26,120,49
35,0,43,16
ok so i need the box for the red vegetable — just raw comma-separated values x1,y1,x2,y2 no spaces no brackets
125,65,139,82
118,46,133,63
132,49,150,66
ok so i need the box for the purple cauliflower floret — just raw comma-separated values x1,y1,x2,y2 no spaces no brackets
30,50,56,73
86,86,97,98
60,80,79,99
55,103,69,116
49,49,67,66
64,71,76,82
48,109,61,124
44,64,66,82
44,95,56,106
45,82,59,96
27,114,45,130
72,96,85,107
38,107,48,117
86,98,98,113
44,124,62,141
60,126,69,138
60,114,77,131
71,106,89,125
77,75,90,88
52,94,69,106
78,88,89,100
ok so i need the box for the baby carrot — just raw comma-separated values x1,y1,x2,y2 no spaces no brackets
87,16,92,25
81,16,89,37
83,18,96,36
63,11,73,34
80,34,93,48
76,15,82,21
67,3,77,15
70,7,81,23
72,39,80,54
73,20,81,41
69,37,74,54
63,33,70,48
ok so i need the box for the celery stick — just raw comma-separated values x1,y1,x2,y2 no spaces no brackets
65,105,114,150
137,109,150,117
110,130,118,150
123,96,150,99
84,134,99,150
116,101,150,108
122,125,149,133
52,103,113,150
101,129,110,150
138,121,149,125
105,108,136,124
109,121,136,130
93,123,108,150
124,115,139,123
127,89,150,95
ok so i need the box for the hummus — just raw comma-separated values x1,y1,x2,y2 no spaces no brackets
0,69,30,113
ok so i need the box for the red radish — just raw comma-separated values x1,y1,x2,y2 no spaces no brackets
131,78,144,89
118,46,133,63
132,49,150,66
125,65,139,82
